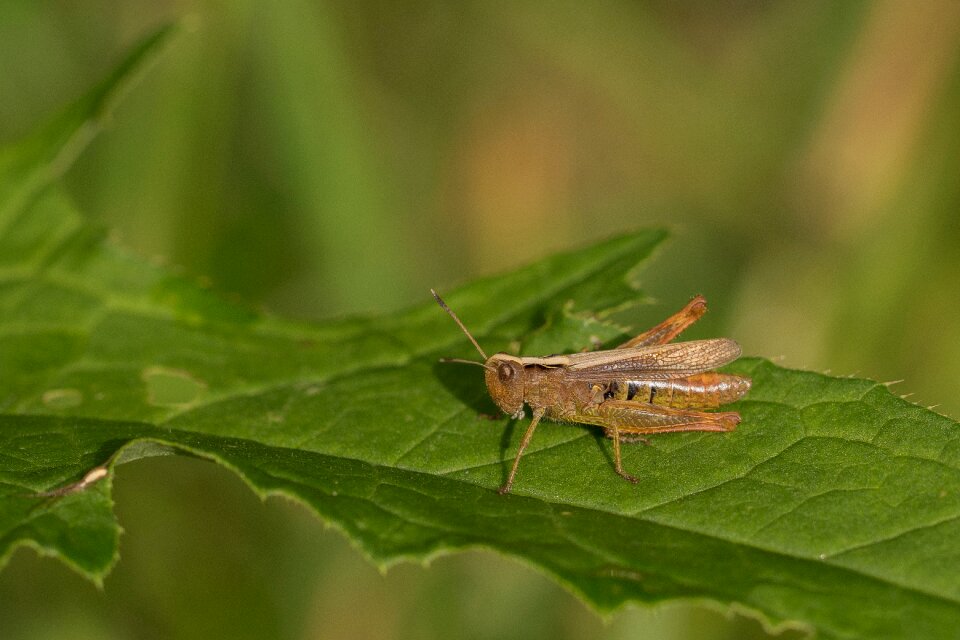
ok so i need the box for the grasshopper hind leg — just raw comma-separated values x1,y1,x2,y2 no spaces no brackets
617,295,707,348
589,400,740,483
597,400,740,434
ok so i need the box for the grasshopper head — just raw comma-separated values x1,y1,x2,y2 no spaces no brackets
484,354,525,419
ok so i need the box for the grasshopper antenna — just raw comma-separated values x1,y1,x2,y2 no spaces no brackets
431,289,489,361
439,358,494,371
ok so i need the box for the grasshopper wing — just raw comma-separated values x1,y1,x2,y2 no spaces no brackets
562,338,742,380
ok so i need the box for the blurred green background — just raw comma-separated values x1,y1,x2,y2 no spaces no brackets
2,1,959,638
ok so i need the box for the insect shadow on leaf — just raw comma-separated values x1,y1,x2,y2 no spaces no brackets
430,359,499,417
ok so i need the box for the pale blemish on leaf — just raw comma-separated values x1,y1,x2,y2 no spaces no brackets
41,388,83,409
142,367,206,408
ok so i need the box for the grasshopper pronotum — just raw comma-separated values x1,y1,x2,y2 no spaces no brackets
432,291,751,494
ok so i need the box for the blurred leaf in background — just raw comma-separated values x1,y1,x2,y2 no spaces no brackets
1,1,958,639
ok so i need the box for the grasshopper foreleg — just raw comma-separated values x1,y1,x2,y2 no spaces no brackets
499,407,546,494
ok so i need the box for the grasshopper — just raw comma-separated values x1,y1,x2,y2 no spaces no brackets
431,290,751,494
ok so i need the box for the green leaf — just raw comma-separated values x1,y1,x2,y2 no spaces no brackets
3,25,960,640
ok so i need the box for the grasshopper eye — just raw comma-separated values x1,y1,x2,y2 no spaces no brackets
497,363,515,382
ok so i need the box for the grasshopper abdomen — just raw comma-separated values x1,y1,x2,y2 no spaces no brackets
606,373,750,409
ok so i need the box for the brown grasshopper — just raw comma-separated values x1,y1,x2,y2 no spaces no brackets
432,291,751,494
